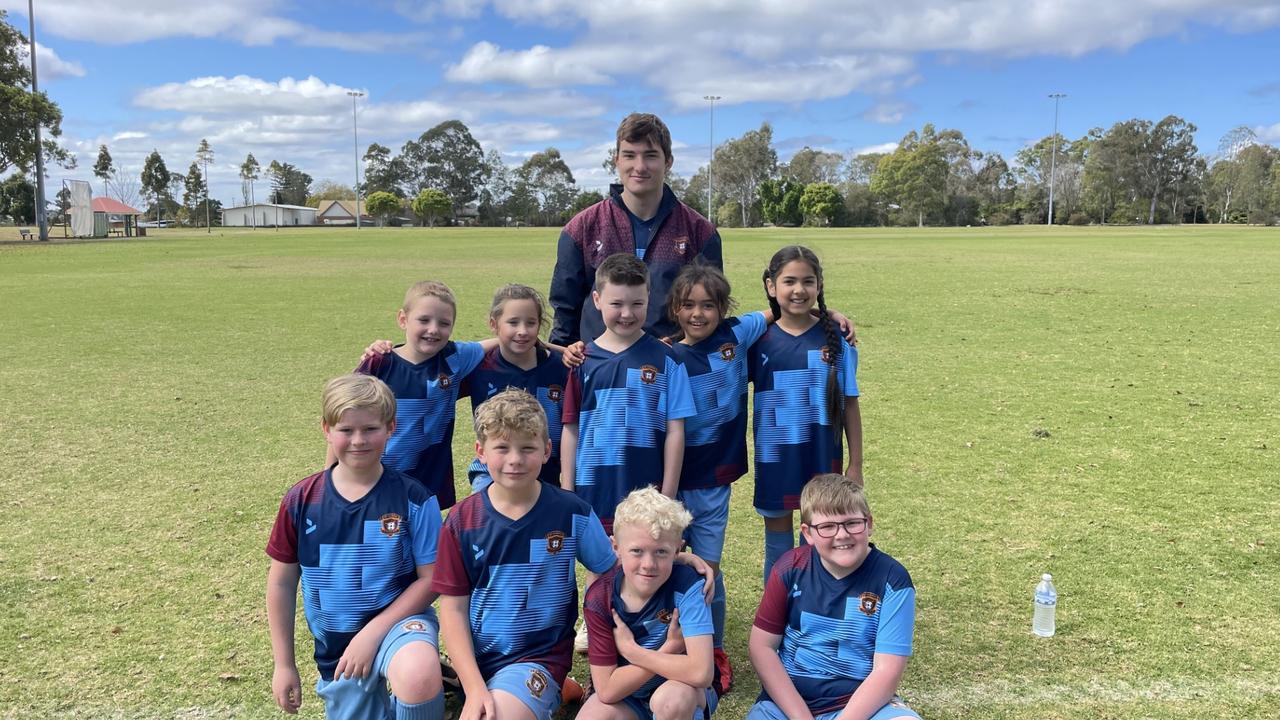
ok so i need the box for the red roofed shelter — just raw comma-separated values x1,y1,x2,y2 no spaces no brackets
91,197,144,238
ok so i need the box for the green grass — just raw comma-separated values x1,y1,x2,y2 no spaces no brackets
2,225,1277,719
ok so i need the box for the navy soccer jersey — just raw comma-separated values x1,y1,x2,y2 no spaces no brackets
355,341,485,509
754,545,914,715
266,466,441,681
749,323,858,511
459,346,568,486
584,564,713,701
669,312,768,490
432,485,615,685
561,334,696,527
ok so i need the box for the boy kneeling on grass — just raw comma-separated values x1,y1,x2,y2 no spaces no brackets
580,487,718,720
747,474,920,720
266,374,445,719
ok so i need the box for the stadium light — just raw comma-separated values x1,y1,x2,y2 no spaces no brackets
27,0,48,241
1047,93,1066,226
347,90,364,230
704,95,721,219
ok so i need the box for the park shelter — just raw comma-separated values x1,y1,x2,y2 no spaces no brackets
221,203,317,227
91,197,143,237
316,200,370,226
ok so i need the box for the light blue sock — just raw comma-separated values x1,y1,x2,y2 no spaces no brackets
711,573,727,648
764,529,794,584
394,691,444,720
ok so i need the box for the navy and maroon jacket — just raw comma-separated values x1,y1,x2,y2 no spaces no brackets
549,183,722,345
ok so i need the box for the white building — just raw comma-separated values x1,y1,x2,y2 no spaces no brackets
221,203,318,227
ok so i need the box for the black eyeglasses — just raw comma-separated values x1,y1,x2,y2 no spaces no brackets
807,518,868,537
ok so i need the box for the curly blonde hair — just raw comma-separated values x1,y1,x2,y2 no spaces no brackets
473,388,549,443
613,487,692,540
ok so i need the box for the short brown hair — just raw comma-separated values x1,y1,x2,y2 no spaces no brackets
403,280,457,315
473,387,549,444
616,113,672,163
489,283,548,332
800,473,871,525
594,252,649,291
322,374,397,427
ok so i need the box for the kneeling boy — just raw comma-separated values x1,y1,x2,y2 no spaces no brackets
433,388,617,720
266,374,444,719
747,474,919,720
581,487,717,720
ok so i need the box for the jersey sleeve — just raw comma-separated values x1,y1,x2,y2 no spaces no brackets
753,560,792,635
562,365,584,425
577,510,618,574
675,574,714,638
733,312,769,349
265,496,299,563
355,349,390,378
430,523,472,596
409,494,442,566
584,575,620,666
663,359,696,421
452,341,487,378
874,574,916,657
840,341,859,398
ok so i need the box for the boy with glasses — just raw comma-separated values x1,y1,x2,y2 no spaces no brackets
746,474,920,720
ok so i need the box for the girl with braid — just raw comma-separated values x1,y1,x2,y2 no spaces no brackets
749,246,862,583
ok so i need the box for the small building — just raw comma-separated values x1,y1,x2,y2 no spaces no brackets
91,197,144,237
316,199,371,226
221,203,317,227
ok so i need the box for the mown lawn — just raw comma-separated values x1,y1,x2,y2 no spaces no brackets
1,224,1276,719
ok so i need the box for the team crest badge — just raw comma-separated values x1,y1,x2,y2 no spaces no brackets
546,531,565,554
640,365,659,384
437,373,452,389
675,238,688,256
380,513,403,537
402,619,427,632
859,591,880,616
821,345,834,365
548,384,563,403
657,608,674,624
718,343,736,362
527,668,549,698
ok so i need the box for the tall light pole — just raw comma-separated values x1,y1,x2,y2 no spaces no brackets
347,90,364,230
703,95,721,218
27,0,48,240
1047,92,1066,226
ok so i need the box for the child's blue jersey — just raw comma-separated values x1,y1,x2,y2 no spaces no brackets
460,346,567,486
584,564,714,701
561,334,696,528
266,466,441,681
356,341,485,509
754,545,914,715
432,485,615,686
669,312,768,490
748,324,858,511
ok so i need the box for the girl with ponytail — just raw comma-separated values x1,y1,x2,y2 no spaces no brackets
750,245,862,583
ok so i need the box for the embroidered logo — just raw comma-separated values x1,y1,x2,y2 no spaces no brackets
675,238,688,256
657,608,674,624
402,619,427,632
527,668,549,698
437,373,452,389
640,365,659,384
380,513,402,537
546,531,565,554
548,384,563,403
718,343,736,362
859,591,881,616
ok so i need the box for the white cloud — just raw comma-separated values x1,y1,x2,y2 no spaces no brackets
30,43,86,80
861,100,914,124
852,142,899,157
135,76,363,115
447,41,613,86
1255,123,1280,144
112,131,148,142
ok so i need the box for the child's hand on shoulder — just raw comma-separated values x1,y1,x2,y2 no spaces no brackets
460,688,497,720
611,609,638,658
562,341,587,368
334,626,380,679
659,608,685,654
361,339,395,361
271,662,302,714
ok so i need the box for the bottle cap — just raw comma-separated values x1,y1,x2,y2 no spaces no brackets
1042,573,1052,581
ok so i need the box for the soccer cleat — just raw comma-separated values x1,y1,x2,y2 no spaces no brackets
561,676,586,704
713,647,733,695
574,621,590,654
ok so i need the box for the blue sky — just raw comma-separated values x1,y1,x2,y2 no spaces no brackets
6,0,1280,207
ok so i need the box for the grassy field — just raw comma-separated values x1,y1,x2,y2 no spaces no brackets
1,225,1277,719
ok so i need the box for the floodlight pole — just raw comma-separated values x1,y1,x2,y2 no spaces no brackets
203,154,210,233
704,95,721,218
27,0,48,240
348,91,364,230
1047,93,1066,226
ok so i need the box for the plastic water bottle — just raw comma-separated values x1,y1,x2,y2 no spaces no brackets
1033,573,1057,637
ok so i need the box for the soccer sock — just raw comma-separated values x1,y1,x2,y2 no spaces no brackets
394,691,444,720
711,572,727,648
764,529,794,584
